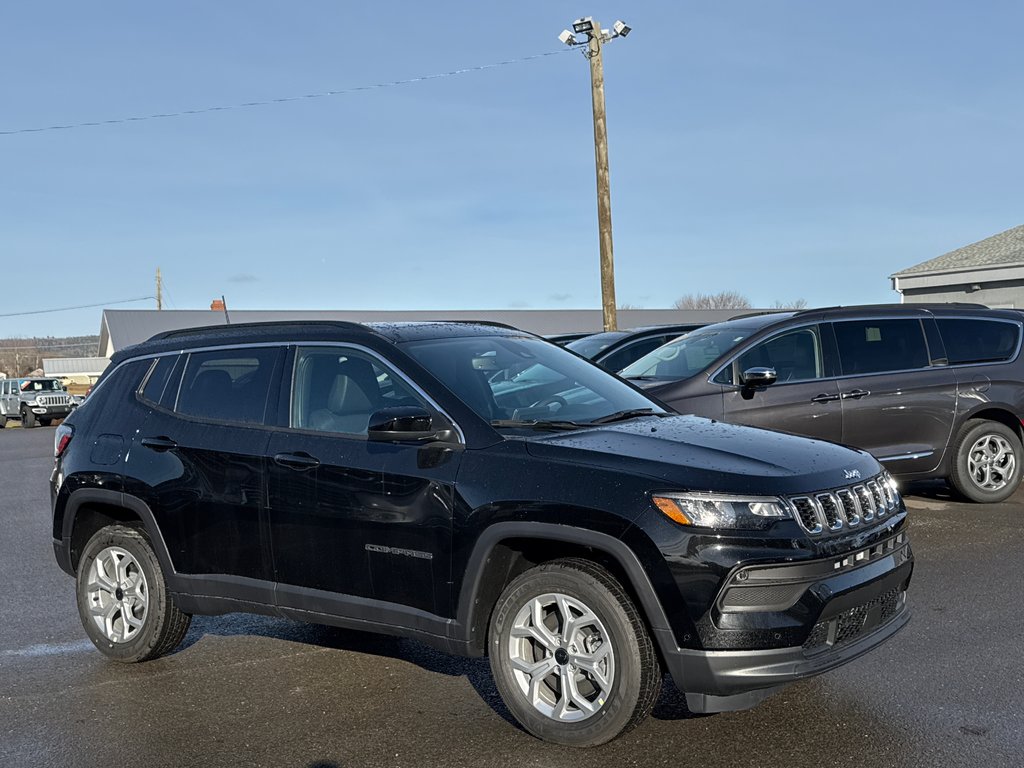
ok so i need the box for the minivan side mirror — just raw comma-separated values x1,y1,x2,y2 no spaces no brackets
742,367,778,389
367,406,440,443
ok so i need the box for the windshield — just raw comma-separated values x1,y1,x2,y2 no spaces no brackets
620,328,755,381
20,379,62,392
565,332,627,359
402,335,665,426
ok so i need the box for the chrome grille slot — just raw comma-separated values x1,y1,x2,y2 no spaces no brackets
815,493,844,531
790,497,823,534
867,481,886,518
854,485,875,522
836,489,860,526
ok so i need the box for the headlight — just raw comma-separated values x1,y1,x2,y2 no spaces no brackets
24,398,38,406
652,492,792,530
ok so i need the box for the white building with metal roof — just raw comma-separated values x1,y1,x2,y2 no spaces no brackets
891,225,1024,308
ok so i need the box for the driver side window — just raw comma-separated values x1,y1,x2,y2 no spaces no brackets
291,346,428,436
734,327,824,385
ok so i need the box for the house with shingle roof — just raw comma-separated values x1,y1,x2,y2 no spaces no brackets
891,225,1024,308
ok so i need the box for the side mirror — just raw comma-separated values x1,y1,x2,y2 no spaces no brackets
367,406,439,443
742,367,777,388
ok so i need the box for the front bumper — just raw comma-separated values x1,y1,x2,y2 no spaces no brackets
659,533,913,712
24,404,72,417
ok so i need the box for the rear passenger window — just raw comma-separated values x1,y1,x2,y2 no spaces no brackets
139,356,177,405
175,348,279,424
937,319,1021,365
833,319,929,375
601,338,664,372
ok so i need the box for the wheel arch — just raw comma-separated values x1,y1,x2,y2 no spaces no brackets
455,522,674,660
62,488,177,580
961,406,1024,441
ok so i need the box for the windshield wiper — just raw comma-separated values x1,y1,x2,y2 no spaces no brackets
489,419,589,431
586,408,666,425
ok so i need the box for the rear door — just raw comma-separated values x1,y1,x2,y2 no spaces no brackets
832,317,956,474
131,346,283,584
718,324,843,441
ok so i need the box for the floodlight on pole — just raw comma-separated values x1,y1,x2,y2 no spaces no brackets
557,17,631,332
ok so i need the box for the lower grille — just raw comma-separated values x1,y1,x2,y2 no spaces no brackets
803,588,905,654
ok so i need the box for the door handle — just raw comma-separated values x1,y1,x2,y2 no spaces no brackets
140,436,178,452
810,393,841,404
273,452,321,470
842,389,871,400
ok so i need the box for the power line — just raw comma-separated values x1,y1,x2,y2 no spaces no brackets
0,296,155,318
0,341,98,351
1,49,573,137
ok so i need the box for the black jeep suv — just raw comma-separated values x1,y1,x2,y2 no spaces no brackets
51,321,913,746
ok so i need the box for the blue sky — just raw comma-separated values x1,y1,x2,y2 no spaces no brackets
3,1,1023,337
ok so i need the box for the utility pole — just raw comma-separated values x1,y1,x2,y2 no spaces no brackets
559,17,631,332
156,267,163,310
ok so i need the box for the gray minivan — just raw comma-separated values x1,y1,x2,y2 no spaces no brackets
621,304,1024,503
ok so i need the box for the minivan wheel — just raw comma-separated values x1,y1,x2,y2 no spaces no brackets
488,558,662,747
21,408,36,428
76,525,191,662
950,420,1023,503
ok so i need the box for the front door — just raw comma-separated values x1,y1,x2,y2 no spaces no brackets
832,317,957,474
719,324,843,442
266,345,458,618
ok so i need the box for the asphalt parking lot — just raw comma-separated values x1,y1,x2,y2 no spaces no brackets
2,426,1022,767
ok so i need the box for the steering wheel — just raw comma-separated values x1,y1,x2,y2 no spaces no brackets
530,395,568,411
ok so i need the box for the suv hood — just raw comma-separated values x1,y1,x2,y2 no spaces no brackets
524,415,880,496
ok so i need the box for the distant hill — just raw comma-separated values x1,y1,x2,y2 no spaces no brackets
0,335,100,377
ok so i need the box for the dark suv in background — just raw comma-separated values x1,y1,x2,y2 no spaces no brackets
52,321,912,746
622,304,1024,502
565,324,705,371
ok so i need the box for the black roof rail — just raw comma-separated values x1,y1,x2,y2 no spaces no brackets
792,302,989,317
726,310,791,321
148,319,370,342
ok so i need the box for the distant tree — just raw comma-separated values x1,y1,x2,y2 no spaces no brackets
673,291,752,310
772,298,809,309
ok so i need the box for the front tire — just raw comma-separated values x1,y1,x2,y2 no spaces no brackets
489,559,662,747
949,419,1022,503
21,408,36,428
76,525,191,662
39,418,53,427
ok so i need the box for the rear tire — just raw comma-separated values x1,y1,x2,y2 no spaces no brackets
76,524,191,662
488,558,662,747
949,419,1022,503
0,417,5,428
21,408,36,428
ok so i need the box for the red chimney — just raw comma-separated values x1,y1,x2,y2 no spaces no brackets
210,299,225,311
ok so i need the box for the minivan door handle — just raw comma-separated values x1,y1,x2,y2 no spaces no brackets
140,436,178,452
273,452,321,471
842,389,871,400
810,393,841,404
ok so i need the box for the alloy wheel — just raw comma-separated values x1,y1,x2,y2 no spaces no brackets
85,546,150,643
967,433,1016,492
507,592,615,722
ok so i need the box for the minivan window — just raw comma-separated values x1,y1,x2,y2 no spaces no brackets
291,346,426,435
175,348,279,423
621,329,755,381
833,319,929,375
936,318,1021,365
733,326,824,384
